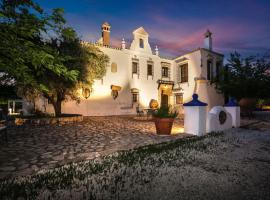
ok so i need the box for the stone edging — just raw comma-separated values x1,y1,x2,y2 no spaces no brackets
15,115,83,125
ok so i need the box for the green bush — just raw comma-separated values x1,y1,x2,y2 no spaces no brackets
152,106,178,118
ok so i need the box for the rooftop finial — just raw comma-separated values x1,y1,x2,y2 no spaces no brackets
121,38,126,49
204,29,213,50
155,45,159,56
204,29,212,38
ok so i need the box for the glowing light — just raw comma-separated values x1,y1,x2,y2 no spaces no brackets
171,127,184,135
82,88,91,99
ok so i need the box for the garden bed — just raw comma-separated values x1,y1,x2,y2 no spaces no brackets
15,114,83,125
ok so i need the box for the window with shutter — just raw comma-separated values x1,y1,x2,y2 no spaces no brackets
132,62,138,74
180,63,188,83
207,60,213,80
216,61,221,81
162,67,169,77
147,64,153,76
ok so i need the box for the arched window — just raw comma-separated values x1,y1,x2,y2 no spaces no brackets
139,39,144,48
111,62,117,73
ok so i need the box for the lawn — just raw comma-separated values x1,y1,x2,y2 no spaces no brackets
1,129,270,200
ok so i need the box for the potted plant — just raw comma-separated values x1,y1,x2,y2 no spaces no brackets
152,106,178,135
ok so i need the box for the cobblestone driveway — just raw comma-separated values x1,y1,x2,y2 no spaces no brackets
0,116,187,179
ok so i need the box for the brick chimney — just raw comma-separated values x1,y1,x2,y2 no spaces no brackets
102,22,111,46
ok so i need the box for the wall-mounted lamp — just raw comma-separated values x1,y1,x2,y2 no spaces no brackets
111,85,122,100
82,87,91,99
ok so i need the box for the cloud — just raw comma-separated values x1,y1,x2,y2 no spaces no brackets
145,14,270,57
63,8,270,57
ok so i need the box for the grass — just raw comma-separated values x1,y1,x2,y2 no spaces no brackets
0,132,224,200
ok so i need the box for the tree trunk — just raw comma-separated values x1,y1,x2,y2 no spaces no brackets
52,99,62,117
45,93,63,117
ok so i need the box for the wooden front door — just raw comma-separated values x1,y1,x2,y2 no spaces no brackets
161,94,168,107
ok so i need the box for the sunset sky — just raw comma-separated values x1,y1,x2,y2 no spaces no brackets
37,0,270,58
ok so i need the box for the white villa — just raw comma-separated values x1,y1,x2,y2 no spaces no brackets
36,22,224,116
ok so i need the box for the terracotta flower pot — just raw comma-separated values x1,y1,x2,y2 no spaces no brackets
239,98,257,117
154,117,174,135
239,98,256,110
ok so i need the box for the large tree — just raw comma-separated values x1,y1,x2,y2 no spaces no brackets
0,0,109,116
214,52,270,100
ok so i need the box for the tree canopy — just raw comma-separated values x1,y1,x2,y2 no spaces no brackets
214,52,270,100
0,0,109,116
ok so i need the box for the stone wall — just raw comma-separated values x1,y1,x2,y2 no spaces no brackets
15,115,83,125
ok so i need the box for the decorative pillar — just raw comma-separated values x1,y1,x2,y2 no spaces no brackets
224,98,240,128
183,94,208,136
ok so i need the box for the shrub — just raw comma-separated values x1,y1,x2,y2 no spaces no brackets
152,106,178,118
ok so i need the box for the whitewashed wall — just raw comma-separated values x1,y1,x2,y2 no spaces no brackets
35,28,224,116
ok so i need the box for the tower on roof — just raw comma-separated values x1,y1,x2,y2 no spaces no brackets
204,29,213,50
102,22,111,46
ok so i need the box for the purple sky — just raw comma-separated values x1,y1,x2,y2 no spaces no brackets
37,0,270,57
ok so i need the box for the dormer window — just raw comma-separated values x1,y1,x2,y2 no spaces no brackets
139,39,144,48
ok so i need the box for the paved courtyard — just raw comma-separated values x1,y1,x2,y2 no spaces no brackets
0,116,187,179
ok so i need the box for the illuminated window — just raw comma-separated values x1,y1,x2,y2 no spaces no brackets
139,38,144,48
175,93,183,104
162,67,169,77
180,63,188,83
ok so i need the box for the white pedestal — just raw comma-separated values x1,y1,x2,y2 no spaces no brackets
225,106,240,128
206,106,233,132
184,106,207,136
